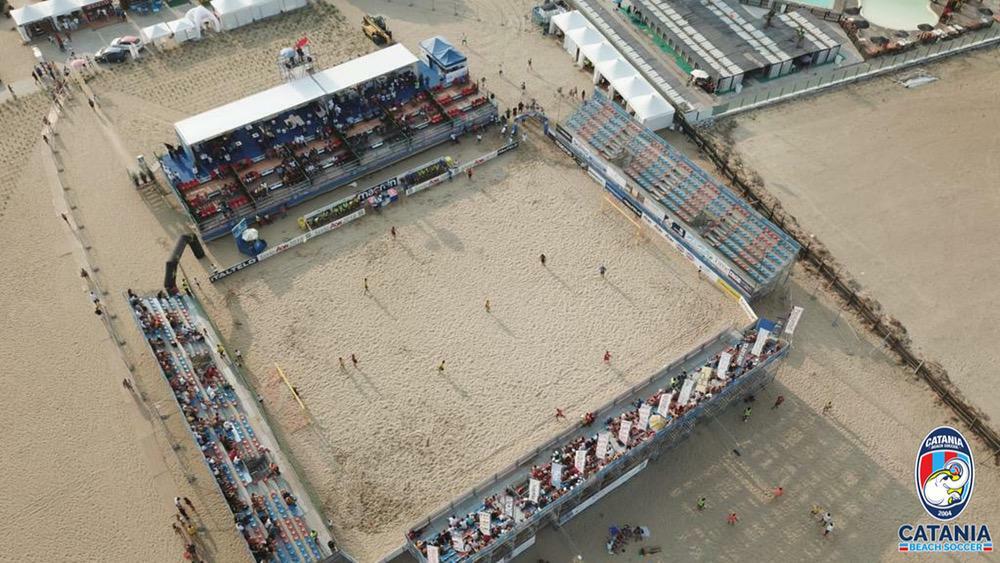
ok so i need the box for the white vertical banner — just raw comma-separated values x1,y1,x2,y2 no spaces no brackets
751,328,770,356
502,495,514,517
451,531,465,552
597,432,611,459
427,545,440,563
735,343,748,372
717,352,732,380
637,404,652,431
678,378,695,405
784,306,804,336
514,505,526,523
478,511,491,536
551,462,563,487
528,478,541,503
656,392,673,417
618,419,633,446
574,448,587,473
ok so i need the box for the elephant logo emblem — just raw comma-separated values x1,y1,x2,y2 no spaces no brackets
915,426,974,521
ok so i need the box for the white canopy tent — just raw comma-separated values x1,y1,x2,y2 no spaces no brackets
551,10,677,131
579,42,619,66
174,74,325,148
548,9,588,35
11,3,55,41
140,22,173,44
211,0,254,30
247,0,281,21
628,94,675,130
186,5,222,33
310,43,419,94
611,74,654,99
168,17,201,42
563,27,603,57
47,0,81,18
595,58,634,82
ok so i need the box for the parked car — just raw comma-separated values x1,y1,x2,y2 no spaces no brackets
94,46,129,64
110,35,145,51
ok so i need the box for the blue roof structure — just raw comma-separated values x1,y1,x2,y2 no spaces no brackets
420,35,467,68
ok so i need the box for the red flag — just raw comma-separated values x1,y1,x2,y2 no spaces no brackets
295,36,309,49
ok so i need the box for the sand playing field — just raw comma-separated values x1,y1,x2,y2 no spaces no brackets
3,0,999,561
206,140,745,558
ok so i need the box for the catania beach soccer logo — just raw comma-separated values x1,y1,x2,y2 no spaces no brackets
898,426,992,553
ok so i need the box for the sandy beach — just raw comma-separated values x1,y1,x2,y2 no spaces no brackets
715,49,1000,424
1,0,998,561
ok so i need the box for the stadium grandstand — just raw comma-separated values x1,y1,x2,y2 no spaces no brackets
159,42,497,240
560,92,799,298
127,291,334,563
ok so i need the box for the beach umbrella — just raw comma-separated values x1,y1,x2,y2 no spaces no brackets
690,69,710,80
280,47,295,58
241,228,259,242
649,414,667,431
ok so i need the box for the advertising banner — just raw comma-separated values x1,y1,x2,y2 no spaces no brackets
597,432,611,459
751,328,770,356
427,545,440,563
717,352,732,381
656,392,673,417
637,404,652,431
618,420,633,447
678,377,695,405
574,448,587,473
528,478,541,503
478,511,491,536
784,306,804,336
551,462,563,487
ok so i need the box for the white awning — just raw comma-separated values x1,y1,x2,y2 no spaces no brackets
565,27,603,48
167,17,200,41
611,74,654,98
310,43,418,94
47,0,81,17
175,75,325,147
11,3,54,26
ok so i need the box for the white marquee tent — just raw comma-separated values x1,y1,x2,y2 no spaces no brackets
211,0,254,30
629,94,675,130
168,17,201,42
550,9,675,130
186,5,222,32
248,0,281,21
310,44,418,94
579,41,619,65
140,22,173,44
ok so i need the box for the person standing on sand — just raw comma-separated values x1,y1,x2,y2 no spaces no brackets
183,497,196,513
437,360,446,373
485,299,491,313
339,357,346,370
467,168,473,180
823,401,833,414
603,350,611,363
234,349,243,366
122,379,134,392
727,512,739,525
742,406,752,422
599,265,607,277
390,226,397,239
363,277,369,294
539,253,546,266
772,486,784,499
772,395,784,409
351,354,358,367
177,504,190,522
697,497,706,510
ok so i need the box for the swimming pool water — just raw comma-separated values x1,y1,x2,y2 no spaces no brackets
861,0,938,30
